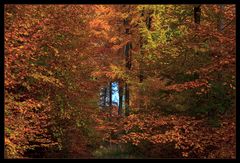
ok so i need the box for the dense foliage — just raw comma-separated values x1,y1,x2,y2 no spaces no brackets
4,4,236,159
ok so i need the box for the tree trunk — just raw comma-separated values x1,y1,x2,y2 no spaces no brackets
218,5,224,31
139,9,145,83
103,87,107,108
138,9,151,110
125,42,132,116
125,82,130,116
139,37,144,110
109,82,112,115
194,5,201,24
124,15,132,116
118,80,123,115
109,82,112,107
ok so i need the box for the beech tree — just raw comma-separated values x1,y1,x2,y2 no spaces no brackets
4,4,236,159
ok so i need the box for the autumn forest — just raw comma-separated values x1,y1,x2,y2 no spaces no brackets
4,4,236,159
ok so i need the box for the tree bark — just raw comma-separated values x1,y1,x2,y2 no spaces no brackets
123,14,132,116
103,87,107,108
125,82,130,116
124,42,132,116
109,82,112,107
118,80,123,115
139,37,144,110
139,9,145,83
138,9,152,110
194,5,201,24
218,5,224,31
109,82,112,116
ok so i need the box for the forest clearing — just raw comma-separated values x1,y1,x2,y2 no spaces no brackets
4,4,236,159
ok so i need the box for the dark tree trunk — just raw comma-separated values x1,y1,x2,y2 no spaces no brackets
123,15,132,116
139,11,151,82
124,42,132,116
109,82,112,116
218,5,224,31
125,42,132,70
138,9,152,110
139,39,144,110
103,87,107,108
194,5,201,24
109,82,112,107
139,9,145,83
118,80,123,115
125,83,130,116
139,39,144,83
146,10,152,30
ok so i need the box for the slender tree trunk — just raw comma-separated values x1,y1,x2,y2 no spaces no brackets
118,80,123,115
193,5,201,62
109,82,112,115
218,5,224,31
124,15,132,116
139,37,144,110
103,87,107,108
124,43,131,116
139,36,144,83
109,82,112,107
194,5,201,24
138,9,152,110
139,9,145,83
125,83,130,116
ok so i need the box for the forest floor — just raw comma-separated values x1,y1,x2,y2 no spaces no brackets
24,108,235,159
90,109,236,159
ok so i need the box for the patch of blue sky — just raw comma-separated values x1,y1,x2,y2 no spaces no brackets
112,82,119,106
